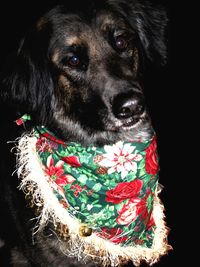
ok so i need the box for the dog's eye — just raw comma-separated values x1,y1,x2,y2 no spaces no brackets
61,54,88,71
67,55,81,67
115,36,128,51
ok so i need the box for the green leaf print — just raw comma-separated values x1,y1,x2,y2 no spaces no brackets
138,167,146,178
81,203,85,210
78,174,88,184
91,193,99,199
138,159,145,170
92,183,102,192
34,126,159,247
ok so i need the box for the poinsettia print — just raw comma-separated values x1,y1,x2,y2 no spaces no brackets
36,137,52,152
36,136,59,152
34,127,160,247
98,141,142,179
61,156,82,168
44,155,76,186
106,179,143,204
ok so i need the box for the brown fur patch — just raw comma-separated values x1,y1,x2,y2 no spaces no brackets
58,74,71,92
51,48,61,64
97,12,117,32
36,17,48,31
64,36,83,47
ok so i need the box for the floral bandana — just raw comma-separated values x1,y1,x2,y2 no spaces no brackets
16,119,171,266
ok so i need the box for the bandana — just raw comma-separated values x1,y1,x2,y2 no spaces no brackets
16,117,171,266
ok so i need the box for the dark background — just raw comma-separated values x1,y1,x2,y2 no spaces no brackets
0,0,189,266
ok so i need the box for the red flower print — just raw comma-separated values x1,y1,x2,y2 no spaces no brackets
146,213,155,229
116,198,142,225
99,228,128,244
106,179,143,204
145,136,159,175
61,156,82,168
41,132,66,146
44,155,76,186
135,239,144,245
116,191,153,225
55,174,76,186
36,137,52,152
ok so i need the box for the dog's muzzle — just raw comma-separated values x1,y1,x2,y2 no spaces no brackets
111,90,145,127
112,91,144,119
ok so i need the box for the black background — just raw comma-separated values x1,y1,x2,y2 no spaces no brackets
0,1,189,266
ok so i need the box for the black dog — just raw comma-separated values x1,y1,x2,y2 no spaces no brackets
0,0,167,266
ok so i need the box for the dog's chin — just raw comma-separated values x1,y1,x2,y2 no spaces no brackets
51,111,152,146
104,112,150,132
105,118,141,132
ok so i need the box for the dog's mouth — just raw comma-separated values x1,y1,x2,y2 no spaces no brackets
121,117,142,130
104,112,148,132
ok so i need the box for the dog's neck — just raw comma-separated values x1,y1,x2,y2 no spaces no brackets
16,115,171,266
23,125,159,245
16,114,153,146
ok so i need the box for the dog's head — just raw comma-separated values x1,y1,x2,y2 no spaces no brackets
1,0,167,145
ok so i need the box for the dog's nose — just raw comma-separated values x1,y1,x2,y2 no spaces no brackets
112,91,144,120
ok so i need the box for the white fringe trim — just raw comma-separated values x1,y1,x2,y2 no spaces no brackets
16,134,172,266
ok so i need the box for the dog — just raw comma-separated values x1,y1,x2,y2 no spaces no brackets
0,0,167,266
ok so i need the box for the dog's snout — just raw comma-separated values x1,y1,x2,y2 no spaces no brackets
112,91,144,120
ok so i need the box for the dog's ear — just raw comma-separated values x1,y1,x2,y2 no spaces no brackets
118,0,168,64
0,17,53,120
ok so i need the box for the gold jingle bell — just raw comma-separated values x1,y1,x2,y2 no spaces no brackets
79,225,93,237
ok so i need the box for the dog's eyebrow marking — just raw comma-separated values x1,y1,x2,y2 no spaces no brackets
51,48,61,64
96,12,115,28
96,12,126,33
64,36,84,47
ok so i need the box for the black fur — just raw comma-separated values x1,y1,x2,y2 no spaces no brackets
0,0,167,266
